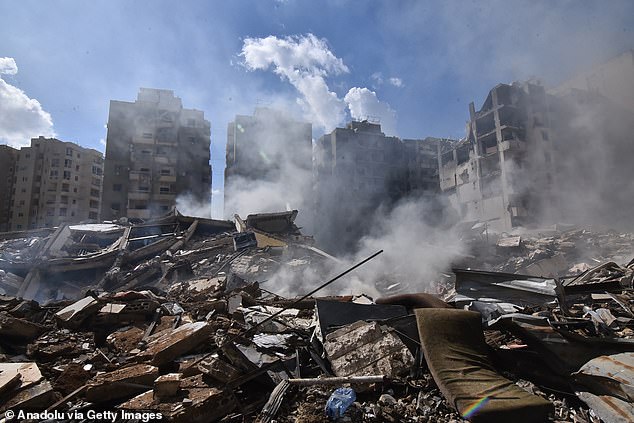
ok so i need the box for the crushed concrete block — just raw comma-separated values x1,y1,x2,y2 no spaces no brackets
119,374,237,423
55,296,101,327
0,362,43,397
135,322,213,366
153,373,181,400
0,380,57,412
106,326,145,353
85,364,159,403
0,312,46,340
323,321,414,378
197,354,242,383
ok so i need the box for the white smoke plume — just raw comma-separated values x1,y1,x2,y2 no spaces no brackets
0,57,54,148
241,34,348,132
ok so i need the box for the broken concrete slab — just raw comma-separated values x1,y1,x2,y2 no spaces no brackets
54,295,101,327
135,321,213,366
154,373,181,400
0,380,57,412
0,312,47,340
415,308,554,422
85,364,159,403
324,320,414,378
0,362,43,397
197,354,242,383
119,374,237,423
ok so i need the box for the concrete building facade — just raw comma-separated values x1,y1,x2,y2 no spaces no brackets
314,121,444,251
224,107,312,216
0,145,18,232
439,82,556,231
101,88,212,221
9,137,103,231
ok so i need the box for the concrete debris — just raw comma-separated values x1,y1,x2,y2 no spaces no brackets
0,210,634,421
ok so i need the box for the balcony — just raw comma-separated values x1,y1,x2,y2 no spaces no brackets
128,191,151,200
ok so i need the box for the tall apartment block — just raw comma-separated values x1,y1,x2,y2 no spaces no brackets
439,82,556,231
225,107,312,216
0,145,18,232
314,121,443,251
101,88,212,220
9,137,103,231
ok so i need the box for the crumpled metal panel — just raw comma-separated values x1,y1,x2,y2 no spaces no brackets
576,391,634,423
573,353,634,402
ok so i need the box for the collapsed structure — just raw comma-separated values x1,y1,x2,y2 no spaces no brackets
1,208,633,422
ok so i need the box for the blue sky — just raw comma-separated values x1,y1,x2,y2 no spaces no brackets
1,0,633,216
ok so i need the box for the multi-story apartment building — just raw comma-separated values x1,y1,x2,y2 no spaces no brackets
224,107,312,216
0,145,18,232
439,82,556,231
101,88,212,221
314,120,444,251
9,137,103,231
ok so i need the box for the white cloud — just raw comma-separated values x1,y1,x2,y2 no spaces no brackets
371,72,384,85
0,57,18,75
241,34,349,132
99,138,106,146
0,58,54,148
344,87,397,136
389,77,403,87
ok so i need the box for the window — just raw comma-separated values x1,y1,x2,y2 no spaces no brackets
542,130,549,141
139,167,150,172
92,177,101,186
46,209,54,216
19,200,25,206
113,184,122,192
138,186,149,192
63,171,71,180
75,176,78,181
187,119,196,127
160,184,171,193
51,158,60,167
142,133,153,139
64,159,72,168
160,169,171,175
92,166,102,175
111,203,120,211
89,212,98,219
91,189,100,197
21,188,26,193
62,183,69,192
50,169,59,177
66,147,73,156
60,196,68,204
18,212,24,217
89,200,99,209
22,176,28,182
59,208,67,216
114,165,123,175
76,165,80,171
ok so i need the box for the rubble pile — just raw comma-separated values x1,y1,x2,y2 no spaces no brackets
1,211,634,422
477,228,634,278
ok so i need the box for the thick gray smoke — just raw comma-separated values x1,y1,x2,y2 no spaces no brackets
542,90,634,231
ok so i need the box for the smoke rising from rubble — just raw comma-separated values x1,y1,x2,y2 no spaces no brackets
539,93,634,232
175,193,212,219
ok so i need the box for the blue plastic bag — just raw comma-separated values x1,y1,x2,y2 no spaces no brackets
325,387,356,419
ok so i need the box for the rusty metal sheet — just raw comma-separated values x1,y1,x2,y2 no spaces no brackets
576,391,634,423
573,353,634,402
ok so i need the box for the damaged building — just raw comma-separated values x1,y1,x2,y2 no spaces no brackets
224,107,312,218
314,121,452,252
440,82,557,232
8,137,104,231
0,144,18,232
101,88,212,221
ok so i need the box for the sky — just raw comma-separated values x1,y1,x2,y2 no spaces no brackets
1,0,633,217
